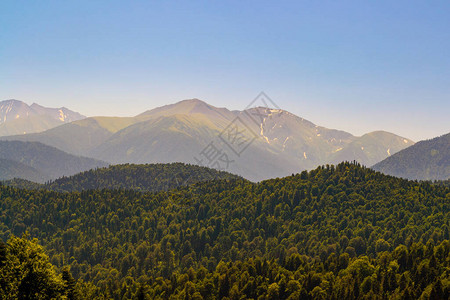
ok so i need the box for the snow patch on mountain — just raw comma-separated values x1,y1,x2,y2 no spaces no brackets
59,109,66,122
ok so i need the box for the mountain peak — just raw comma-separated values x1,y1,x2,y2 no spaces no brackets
1,99,24,104
137,98,233,121
178,98,207,104
174,98,215,111
0,99,85,136
30,102,45,109
0,99,28,109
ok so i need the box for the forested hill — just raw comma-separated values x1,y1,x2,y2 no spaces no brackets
3,163,243,192
0,162,449,298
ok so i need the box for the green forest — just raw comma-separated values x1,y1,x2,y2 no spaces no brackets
0,162,449,299
3,163,241,193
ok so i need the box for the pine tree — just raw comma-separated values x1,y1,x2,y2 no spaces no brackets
62,268,78,300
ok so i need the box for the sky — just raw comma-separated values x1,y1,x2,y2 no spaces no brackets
1,1,449,141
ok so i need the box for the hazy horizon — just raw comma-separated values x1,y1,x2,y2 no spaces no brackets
1,1,449,141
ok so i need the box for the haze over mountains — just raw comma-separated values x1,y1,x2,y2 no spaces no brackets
1,99,415,181
0,158,43,183
373,133,450,180
0,99,85,136
0,140,108,182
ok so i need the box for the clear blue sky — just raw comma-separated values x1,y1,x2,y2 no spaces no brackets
1,1,449,141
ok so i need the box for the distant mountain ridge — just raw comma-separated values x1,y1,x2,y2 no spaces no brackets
0,158,44,182
0,140,108,182
372,133,450,180
0,99,85,136
2,99,414,181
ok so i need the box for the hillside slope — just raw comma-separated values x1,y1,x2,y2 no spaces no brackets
330,131,414,166
373,133,450,180
0,158,43,182
1,117,138,156
0,141,108,182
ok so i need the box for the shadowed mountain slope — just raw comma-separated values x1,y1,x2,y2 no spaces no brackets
0,140,108,182
373,132,450,180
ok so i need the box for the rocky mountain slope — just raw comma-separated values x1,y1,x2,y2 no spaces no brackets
0,99,85,136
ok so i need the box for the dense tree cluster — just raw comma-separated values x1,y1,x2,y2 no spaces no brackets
2,177,43,190
143,240,449,299
0,162,448,298
434,179,450,187
0,234,85,299
3,163,241,192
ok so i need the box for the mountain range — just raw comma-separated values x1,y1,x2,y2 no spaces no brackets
0,99,85,136
1,99,415,181
373,133,450,180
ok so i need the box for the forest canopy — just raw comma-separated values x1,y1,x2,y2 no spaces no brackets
2,163,242,193
0,162,448,299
